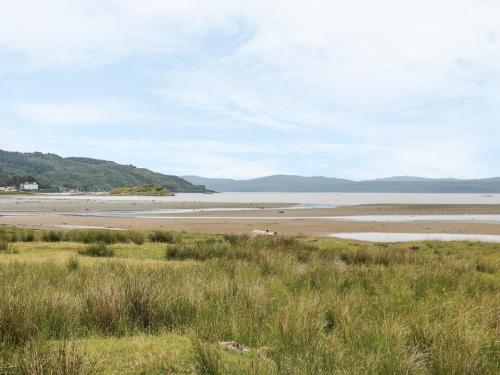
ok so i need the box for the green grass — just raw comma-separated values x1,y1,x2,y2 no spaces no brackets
78,243,115,257
0,191,32,195
0,229,498,373
0,240,10,252
109,185,174,196
149,230,177,243
2,227,146,245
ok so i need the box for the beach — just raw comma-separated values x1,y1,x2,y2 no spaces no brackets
3,193,500,239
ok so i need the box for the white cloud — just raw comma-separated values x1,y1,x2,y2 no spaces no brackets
0,126,495,179
0,128,37,152
145,0,500,139
77,138,284,178
12,100,142,125
1,1,500,178
0,0,238,67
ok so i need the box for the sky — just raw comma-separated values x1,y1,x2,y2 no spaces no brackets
1,0,500,180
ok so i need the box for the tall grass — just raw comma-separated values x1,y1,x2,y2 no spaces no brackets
42,230,64,242
1,227,145,245
193,339,222,375
78,243,114,257
63,229,144,245
67,255,80,271
19,230,35,242
0,232,498,373
149,230,177,243
12,342,95,375
0,240,9,252
165,242,230,261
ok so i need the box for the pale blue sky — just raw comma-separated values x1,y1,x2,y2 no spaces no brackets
1,0,500,179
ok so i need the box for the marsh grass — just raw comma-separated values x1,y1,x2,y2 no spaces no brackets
0,240,9,252
165,242,230,261
67,255,80,271
78,243,114,257
63,230,144,245
475,257,499,274
0,228,18,243
14,341,95,375
19,230,35,242
0,241,17,254
0,231,498,373
0,228,36,243
42,230,63,242
1,227,145,245
193,339,222,375
149,230,177,243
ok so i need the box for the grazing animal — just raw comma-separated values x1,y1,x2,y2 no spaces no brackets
252,229,278,236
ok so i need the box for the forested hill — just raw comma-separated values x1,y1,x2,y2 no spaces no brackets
0,150,208,192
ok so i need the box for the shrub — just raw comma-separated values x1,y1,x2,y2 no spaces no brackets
78,243,114,257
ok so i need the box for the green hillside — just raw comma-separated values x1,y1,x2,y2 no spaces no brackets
0,166,42,187
0,167,13,186
0,150,207,192
110,185,174,196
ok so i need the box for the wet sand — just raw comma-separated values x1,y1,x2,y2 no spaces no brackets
2,195,500,237
0,197,287,213
3,212,500,237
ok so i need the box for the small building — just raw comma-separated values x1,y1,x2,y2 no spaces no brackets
20,182,39,191
0,185,17,192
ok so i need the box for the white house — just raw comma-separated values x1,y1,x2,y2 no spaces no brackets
20,182,39,191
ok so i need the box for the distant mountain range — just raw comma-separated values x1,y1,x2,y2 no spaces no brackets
183,175,500,193
2,148,499,193
0,150,208,192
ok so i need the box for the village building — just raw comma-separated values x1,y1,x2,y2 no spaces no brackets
0,185,17,192
20,182,39,191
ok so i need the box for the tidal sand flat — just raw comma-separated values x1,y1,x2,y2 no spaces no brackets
3,193,500,239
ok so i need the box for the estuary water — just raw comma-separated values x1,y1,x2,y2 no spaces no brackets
32,192,500,206
330,232,500,243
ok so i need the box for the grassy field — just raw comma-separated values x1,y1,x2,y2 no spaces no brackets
0,227,499,374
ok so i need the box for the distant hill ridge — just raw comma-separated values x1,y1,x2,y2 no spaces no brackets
0,150,208,192
183,175,500,193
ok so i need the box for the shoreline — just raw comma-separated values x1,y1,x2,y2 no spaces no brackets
4,214,500,237
2,195,500,238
